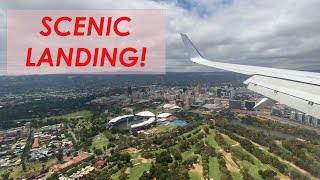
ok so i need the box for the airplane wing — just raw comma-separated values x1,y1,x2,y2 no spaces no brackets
180,33,320,119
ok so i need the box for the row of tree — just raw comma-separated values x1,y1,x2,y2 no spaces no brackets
215,120,312,179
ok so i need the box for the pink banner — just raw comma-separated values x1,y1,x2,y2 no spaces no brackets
7,10,165,75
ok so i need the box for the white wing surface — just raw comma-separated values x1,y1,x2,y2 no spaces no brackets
180,33,320,119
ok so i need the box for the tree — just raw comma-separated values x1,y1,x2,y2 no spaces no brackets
259,169,277,179
179,141,190,152
73,151,78,157
107,143,116,149
66,151,71,157
170,148,182,160
1,171,12,180
156,151,173,166
22,162,27,172
139,171,150,180
289,170,310,180
46,173,59,180
240,168,254,180
94,149,103,155
141,152,154,159
55,149,64,162
119,153,131,163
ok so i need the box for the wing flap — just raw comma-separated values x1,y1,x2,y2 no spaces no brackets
245,75,320,118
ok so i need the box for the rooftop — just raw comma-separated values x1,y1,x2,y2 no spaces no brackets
32,137,39,149
136,111,155,117
109,114,134,123
157,113,172,118
131,117,155,129
52,153,91,173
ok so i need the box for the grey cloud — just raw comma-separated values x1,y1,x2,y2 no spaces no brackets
1,0,320,74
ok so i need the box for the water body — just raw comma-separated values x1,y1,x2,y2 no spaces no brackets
230,120,313,142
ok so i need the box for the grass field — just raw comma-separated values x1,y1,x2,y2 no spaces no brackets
231,172,243,180
111,170,122,180
156,124,177,133
189,171,202,180
130,153,140,159
241,160,264,180
128,163,151,180
209,157,220,180
49,110,92,119
182,146,197,159
207,130,222,150
90,133,109,151
0,159,55,179
221,133,238,146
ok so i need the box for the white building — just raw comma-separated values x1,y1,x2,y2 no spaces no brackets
108,115,134,126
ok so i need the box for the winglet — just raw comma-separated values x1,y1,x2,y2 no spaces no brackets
180,33,204,62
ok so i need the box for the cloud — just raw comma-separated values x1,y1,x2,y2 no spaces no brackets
1,0,320,73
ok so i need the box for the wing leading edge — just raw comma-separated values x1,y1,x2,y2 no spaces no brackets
180,33,320,119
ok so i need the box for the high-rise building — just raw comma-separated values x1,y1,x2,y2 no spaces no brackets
305,115,313,124
244,100,256,110
297,112,304,122
271,106,283,116
225,89,234,98
229,100,242,109
290,111,297,120
184,96,190,109
217,88,222,97
127,86,132,97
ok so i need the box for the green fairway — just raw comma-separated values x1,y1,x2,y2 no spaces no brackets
130,153,140,159
241,160,264,180
209,157,220,180
128,163,151,180
111,170,122,180
207,130,222,150
189,171,202,180
182,146,197,159
231,142,289,179
247,142,308,179
131,159,141,165
231,172,243,180
221,133,238,146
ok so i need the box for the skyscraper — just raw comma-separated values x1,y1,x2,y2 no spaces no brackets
127,86,132,97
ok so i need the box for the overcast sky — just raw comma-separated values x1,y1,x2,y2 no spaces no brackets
1,0,320,74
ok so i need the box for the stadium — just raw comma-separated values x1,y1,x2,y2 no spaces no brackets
108,111,180,131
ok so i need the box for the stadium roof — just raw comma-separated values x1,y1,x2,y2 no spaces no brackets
157,113,172,118
136,111,155,117
163,104,180,109
109,114,134,123
131,117,155,129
